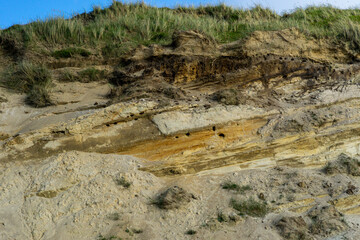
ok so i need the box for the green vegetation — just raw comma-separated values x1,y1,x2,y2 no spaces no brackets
217,211,226,222
3,2,360,60
230,198,269,217
107,212,120,221
185,229,197,235
79,68,106,82
114,176,131,188
27,85,53,107
1,61,53,107
52,47,91,58
2,2,360,107
98,235,122,240
222,181,252,193
324,153,360,176
125,228,143,236
60,69,79,82
59,68,106,82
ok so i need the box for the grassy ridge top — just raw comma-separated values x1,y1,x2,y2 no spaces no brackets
2,2,360,59
2,2,360,108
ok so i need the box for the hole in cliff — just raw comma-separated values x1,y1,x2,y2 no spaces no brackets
212,126,216,131
219,133,225,138
302,59,307,63
175,136,179,139
279,57,283,60
185,132,191,137
291,58,294,61
134,118,138,121
140,112,145,115
283,75,288,79
130,114,134,117
106,124,110,127
114,122,118,125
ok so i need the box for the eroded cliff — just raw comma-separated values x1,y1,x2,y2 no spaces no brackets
1,28,360,239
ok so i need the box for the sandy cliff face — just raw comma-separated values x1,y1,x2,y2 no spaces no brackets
1,29,360,239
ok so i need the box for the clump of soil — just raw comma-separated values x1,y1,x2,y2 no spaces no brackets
276,204,347,240
308,204,347,237
0,95,7,103
108,78,186,104
171,30,217,53
276,216,312,240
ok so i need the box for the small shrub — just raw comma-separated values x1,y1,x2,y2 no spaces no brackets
324,153,360,176
222,181,239,190
185,229,197,235
107,212,120,221
230,197,268,217
115,177,131,188
98,235,122,240
2,61,51,91
125,228,143,236
132,228,143,234
222,181,252,193
26,84,53,107
217,211,226,222
1,61,53,107
52,47,91,58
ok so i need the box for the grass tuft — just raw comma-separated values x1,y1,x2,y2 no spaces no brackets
26,85,53,107
1,61,53,107
324,153,360,176
230,197,268,217
79,67,106,82
185,229,197,235
52,47,91,58
222,181,252,193
60,69,79,82
115,177,131,188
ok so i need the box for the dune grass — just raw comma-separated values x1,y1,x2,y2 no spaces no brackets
1,61,53,107
2,2,360,107
52,47,91,58
2,2,360,59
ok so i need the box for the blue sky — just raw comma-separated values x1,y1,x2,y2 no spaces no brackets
1,0,360,29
